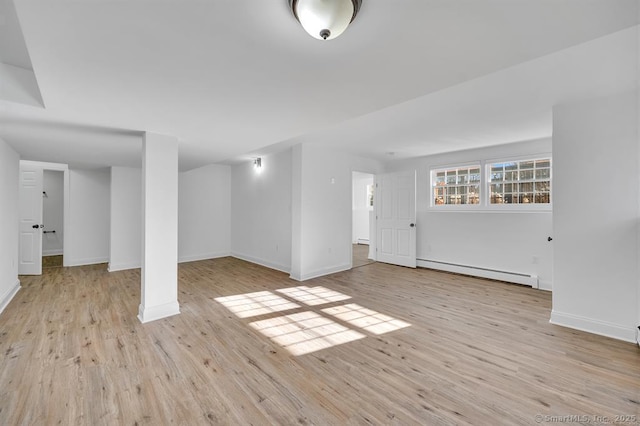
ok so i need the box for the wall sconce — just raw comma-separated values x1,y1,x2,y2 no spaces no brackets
253,157,262,171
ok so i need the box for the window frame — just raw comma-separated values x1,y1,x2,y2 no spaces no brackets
485,155,552,211
429,154,552,212
430,162,483,209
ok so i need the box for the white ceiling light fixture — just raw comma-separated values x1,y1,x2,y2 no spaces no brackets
289,0,362,40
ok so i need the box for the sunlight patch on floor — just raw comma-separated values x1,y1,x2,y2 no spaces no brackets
249,311,366,356
216,287,411,356
322,304,411,335
214,291,300,318
276,286,351,306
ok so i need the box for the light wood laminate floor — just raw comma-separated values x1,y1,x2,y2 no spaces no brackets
42,255,63,269
352,244,374,268
1,258,638,425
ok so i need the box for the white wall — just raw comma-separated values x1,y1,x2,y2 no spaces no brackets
552,90,638,343
108,164,231,272
66,168,110,266
291,144,383,280
291,145,302,279
386,138,554,290
352,172,374,244
231,149,292,273
109,166,141,271
179,164,231,262
42,170,64,256
0,137,20,314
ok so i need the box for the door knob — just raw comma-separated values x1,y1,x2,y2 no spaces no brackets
410,223,415,228
32,224,43,229
547,236,553,242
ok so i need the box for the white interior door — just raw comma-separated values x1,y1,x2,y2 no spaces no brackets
19,164,43,275
375,170,416,268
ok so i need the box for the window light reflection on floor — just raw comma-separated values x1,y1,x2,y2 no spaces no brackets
322,304,411,335
214,291,301,318
249,311,366,356
276,286,351,306
216,287,410,356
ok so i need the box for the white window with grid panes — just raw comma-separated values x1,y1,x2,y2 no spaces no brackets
432,165,481,206
488,158,551,205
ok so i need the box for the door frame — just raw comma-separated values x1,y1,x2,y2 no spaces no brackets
19,161,70,268
350,170,375,269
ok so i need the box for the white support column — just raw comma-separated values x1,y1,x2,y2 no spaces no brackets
138,132,180,323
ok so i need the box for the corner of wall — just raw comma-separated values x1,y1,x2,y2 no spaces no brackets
179,251,231,264
550,310,637,343
0,279,21,315
0,137,20,315
636,18,640,345
290,144,303,280
231,252,291,275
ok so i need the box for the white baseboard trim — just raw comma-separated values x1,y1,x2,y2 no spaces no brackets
178,251,230,264
550,310,636,343
231,252,290,274
108,261,141,272
537,280,553,292
43,249,63,256
293,263,352,282
417,259,539,288
65,257,109,267
356,239,370,245
108,252,232,271
138,301,180,323
0,279,21,315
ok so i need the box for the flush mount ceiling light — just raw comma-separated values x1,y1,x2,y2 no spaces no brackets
289,0,362,40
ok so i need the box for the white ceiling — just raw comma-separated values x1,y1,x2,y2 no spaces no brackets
0,0,32,69
0,0,638,170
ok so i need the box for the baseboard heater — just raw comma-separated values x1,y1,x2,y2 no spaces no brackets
417,259,539,288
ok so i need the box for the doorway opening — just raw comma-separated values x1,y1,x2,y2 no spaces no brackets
352,171,375,268
18,161,69,275
42,170,64,268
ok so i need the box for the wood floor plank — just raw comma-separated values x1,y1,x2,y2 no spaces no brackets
0,257,638,425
